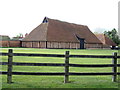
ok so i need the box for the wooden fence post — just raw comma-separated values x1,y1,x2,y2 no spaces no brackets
112,52,117,82
7,49,13,84
64,51,69,83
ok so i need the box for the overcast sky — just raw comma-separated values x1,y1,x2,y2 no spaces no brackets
0,0,119,37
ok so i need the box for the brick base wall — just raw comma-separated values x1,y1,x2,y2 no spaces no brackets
0,41,21,47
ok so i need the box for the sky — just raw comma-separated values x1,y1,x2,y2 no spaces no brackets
0,0,119,38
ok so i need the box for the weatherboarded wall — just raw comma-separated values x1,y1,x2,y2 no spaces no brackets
47,42,79,49
0,41,21,47
22,41,46,48
22,41,103,49
1,41,103,49
85,43,103,48
22,41,80,49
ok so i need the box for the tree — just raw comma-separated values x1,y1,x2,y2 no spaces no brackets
16,33,23,37
11,33,24,40
104,28,120,45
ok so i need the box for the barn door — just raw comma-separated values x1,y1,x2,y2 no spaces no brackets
75,35,85,49
80,38,85,49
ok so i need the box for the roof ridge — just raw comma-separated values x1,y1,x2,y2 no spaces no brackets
47,17,86,27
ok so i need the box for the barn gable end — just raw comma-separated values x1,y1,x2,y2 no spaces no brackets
95,34,117,48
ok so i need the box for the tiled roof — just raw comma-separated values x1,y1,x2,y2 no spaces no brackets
23,17,102,44
95,34,117,46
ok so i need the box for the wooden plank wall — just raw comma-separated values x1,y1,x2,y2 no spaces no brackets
47,42,80,49
22,41,46,48
85,43,103,48
22,41,104,49
22,41,80,49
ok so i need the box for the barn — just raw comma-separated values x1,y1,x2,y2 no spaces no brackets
95,34,117,48
22,17,102,49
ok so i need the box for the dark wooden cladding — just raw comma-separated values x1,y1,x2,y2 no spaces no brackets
1,71,120,75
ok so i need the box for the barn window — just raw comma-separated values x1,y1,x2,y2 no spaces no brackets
42,17,48,23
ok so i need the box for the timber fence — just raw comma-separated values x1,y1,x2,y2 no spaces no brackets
0,49,120,84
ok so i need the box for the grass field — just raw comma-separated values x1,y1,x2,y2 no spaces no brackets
0,48,119,88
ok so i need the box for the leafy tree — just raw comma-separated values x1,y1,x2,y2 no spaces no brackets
104,28,120,45
16,33,23,37
11,33,23,40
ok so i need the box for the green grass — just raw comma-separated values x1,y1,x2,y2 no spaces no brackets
0,48,119,88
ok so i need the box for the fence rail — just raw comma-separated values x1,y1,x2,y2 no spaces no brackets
1,62,120,67
1,52,120,58
0,49,120,84
1,71,120,75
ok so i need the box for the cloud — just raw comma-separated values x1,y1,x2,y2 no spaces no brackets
93,27,110,33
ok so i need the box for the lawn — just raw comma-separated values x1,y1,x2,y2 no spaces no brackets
0,48,119,89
